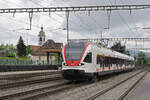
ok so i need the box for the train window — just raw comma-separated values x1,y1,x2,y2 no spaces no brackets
97,56,102,64
112,58,116,64
84,52,92,63
104,57,109,67
65,41,86,61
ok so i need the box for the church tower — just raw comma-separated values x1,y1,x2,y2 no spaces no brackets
38,26,45,46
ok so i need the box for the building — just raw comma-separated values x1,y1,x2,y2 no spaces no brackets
0,50,5,57
38,26,45,46
41,39,63,65
29,27,63,65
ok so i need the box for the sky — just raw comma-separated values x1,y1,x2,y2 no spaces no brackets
0,0,150,51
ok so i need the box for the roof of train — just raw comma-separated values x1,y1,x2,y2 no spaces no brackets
67,40,134,61
94,43,134,61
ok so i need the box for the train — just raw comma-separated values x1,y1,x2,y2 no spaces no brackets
61,40,135,81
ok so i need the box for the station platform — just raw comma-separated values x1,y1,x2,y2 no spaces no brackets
126,72,150,100
0,70,60,79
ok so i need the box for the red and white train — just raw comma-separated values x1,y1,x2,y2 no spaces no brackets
62,40,135,80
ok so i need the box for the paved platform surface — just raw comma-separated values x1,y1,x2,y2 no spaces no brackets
126,72,150,100
0,70,59,76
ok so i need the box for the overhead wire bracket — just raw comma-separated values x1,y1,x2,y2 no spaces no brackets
49,9,51,16
107,9,111,29
28,12,33,30
129,7,132,15
88,10,91,16
13,12,15,17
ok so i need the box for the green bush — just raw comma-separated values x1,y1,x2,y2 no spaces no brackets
5,52,15,57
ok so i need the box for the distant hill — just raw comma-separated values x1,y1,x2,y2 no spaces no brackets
127,49,150,57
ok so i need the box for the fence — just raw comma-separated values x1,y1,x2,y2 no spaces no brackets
0,65,61,72
0,59,62,65
0,59,33,65
0,59,62,72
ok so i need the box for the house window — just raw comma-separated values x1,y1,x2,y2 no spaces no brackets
39,37,42,41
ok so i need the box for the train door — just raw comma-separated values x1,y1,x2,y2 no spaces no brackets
108,57,111,71
102,57,105,71
96,55,103,72
103,57,110,71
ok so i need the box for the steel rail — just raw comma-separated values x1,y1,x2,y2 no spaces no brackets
21,82,91,100
0,76,62,89
117,70,149,100
21,70,144,100
86,70,146,100
0,79,67,100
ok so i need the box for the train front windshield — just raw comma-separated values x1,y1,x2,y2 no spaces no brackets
65,41,86,61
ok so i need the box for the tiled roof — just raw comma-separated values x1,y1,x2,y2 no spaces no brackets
42,39,63,49
29,39,63,56
29,45,45,56
33,48,46,56
29,45,40,52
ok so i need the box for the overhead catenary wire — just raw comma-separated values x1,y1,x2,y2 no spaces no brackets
117,0,141,37
115,0,146,55
106,0,137,37
65,2,106,39
105,0,141,54
29,0,92,33
1,0,63,30
1,1,150,38
0,1,41,29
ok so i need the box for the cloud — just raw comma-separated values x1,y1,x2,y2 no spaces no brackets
0,0,150,53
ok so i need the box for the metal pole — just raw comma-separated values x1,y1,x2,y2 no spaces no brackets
135,40,137,57
66,11,70,43
47,52,50,64
28,12,33,30
101,31,102,38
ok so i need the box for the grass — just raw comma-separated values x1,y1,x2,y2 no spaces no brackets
102,80,109,84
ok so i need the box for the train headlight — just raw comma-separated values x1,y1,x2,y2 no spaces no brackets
63,63,67,66
79,63,84,66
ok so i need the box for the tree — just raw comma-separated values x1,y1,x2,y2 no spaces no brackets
136,52,147,65
98,42,107,47
26,45,32,55
0,44,5,50
124,50,130,56
111,42,126,53
17,36,27,57
5,52,15,57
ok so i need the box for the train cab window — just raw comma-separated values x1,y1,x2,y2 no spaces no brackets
84,52,92,63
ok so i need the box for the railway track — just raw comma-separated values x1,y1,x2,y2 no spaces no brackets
0,80,91,100
86,70,148,100
0,79,68,100
0,70,145,100
1,70,141,100
0,75,62,90
116,70,149,100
